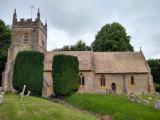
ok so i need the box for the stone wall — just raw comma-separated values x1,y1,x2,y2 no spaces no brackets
94,73,150,94
78,71,95,93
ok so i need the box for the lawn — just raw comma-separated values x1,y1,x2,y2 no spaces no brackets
0,94,98,120
65,93,160,120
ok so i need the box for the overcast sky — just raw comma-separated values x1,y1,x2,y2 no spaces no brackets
0,0,160,59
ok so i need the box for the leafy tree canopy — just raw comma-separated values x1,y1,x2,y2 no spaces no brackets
148,59,160,84
56,40,91,51
92,22,134,52
0,20,11,86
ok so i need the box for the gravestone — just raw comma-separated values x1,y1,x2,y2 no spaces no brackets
142,100,149,105
20,85,26,101
154,102,160,110
0,92,4,105
27,91,31,96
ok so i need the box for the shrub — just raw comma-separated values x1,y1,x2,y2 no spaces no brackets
148,59,160,84
155,83,160,92
52,54,79,97
12,51,44,96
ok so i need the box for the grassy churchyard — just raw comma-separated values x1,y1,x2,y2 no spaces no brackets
65,93,160,120
1,93,160,120
0,94,98,120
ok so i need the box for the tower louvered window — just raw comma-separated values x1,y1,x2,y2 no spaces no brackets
23,33,29,44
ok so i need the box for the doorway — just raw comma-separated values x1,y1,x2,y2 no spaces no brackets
111,83,116,92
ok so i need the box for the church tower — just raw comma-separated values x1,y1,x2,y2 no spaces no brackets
11,8,47,52
2,9,47,92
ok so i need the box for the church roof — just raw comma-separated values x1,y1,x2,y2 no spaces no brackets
93,52,149,73
44,51,93,71
44,51,150,73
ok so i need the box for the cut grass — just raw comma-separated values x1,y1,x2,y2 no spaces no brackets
65,93,160,120
0,94,98,120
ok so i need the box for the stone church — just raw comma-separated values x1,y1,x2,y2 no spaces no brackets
1,9,155,97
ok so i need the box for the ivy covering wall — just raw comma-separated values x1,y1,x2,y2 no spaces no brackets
12,51,44,96
52,54,79,96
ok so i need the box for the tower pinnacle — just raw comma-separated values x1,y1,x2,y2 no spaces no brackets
13,9,17,25
37,8,40,20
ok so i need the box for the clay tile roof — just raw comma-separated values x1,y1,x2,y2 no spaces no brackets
93,52,149,73
44,51,149,73
44,51,93,71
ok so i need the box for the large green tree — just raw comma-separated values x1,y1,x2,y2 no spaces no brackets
0,20,11,86
148,59,160,92
57,40,91,51
92,22,134,52
12,51,44,96
52,55,79,97
148,59,160,83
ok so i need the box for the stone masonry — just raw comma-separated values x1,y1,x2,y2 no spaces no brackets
2,10,155,97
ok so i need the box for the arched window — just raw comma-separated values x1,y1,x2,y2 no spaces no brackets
131,76,134,85
100,75,105,86
23,33,29,44
80,73,85,85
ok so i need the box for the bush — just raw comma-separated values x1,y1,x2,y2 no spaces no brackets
148,59,160,84
52,54,79,97
155,83,160,92
12,51,44,96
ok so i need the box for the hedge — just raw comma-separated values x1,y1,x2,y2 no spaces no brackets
52,54,79,96
12,51,44,96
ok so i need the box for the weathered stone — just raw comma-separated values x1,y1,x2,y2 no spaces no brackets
20,85,26,101
142,100,149,105
154,99,160,103
154,102,160,110
0,92,4,105
27,91,31,96
2,9,156,98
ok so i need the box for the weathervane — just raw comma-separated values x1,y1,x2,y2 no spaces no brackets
30,5,35,18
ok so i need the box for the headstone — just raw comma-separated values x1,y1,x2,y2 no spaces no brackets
130,94,136,100
20,85,26,101
154,99,160,103
142,100,149,105
155,92,160,96
154,102,160,110
27,91,31,96
0,92,4,105
134,95,142,103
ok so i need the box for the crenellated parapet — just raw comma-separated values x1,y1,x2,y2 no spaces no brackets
12,9,47,33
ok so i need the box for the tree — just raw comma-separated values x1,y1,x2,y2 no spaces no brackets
12,51,44,96
148,59,160,84
92,22,134,52
148,59,160,92
0,20,11,86
70,40,91,51
52,55,79,97
57,40,91,51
